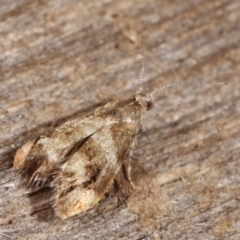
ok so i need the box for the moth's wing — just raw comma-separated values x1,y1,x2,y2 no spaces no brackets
53,122,138,219
13,139,37,171
13,117,106,186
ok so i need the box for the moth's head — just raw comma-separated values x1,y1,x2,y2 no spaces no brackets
104,94,152,124
133,93,153,111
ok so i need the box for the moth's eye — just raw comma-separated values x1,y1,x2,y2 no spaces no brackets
146,101,153,111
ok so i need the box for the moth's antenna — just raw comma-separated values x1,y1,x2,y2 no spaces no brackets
137,21,145,94
149,81,228,101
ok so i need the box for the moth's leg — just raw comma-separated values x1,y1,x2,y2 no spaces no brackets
125,127,143,189
127,158,135,189
124,137,138,190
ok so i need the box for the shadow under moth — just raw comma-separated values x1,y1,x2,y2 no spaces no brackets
13,38,227,220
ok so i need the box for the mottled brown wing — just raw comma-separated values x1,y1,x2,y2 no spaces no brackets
13,117,106,186
53,122,138,219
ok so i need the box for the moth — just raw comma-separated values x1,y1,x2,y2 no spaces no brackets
14,87,153,219
13,35,227,220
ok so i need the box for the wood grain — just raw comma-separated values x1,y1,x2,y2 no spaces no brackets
0,0,240,239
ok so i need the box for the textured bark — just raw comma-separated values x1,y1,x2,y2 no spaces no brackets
0,0,240,239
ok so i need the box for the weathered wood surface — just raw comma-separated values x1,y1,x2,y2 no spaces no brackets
0,0,240,239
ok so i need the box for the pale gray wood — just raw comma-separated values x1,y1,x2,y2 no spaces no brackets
0,0,240,239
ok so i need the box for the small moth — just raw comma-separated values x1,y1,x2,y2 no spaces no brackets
13,33,227,220
14,87,153,219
